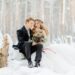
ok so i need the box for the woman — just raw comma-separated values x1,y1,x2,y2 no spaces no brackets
32,19,48,45
32,19,48,36
31,19,48,67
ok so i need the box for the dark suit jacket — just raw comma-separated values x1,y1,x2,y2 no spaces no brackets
17,26,32,50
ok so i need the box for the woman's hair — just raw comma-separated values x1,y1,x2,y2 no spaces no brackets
34,19,44,29
35,19,43,23
33,19,48,35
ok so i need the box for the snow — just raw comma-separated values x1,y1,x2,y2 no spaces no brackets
1,34,75,75
0,31,3,48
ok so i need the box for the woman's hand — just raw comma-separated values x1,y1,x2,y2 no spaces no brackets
32,41,43,46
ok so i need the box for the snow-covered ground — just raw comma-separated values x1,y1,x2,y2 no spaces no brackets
0,31,3,48
1,34,75,75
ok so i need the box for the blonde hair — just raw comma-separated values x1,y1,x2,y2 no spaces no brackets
34,19,48,35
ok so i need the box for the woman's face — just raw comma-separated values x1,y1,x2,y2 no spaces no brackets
35,21,41,28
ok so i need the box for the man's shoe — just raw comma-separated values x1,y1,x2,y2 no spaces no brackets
34,62,40,67
28,61,33,68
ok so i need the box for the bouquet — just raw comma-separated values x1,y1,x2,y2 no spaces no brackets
32,29,46,44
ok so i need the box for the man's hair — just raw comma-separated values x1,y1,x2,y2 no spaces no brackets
26,17,34,23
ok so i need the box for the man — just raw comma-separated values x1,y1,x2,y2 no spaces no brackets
13,18,43,68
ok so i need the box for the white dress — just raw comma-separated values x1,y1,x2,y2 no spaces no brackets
7,34,24,62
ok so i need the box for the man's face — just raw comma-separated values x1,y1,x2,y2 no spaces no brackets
28,20,34,30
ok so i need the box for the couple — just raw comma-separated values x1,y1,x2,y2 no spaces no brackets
13,18,48,68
